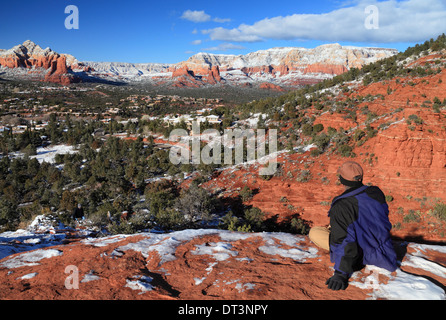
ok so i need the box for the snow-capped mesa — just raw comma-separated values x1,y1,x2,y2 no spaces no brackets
0,40,398,89
81,61,173,77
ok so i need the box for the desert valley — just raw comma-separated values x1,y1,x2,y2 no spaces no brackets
0,34,445,301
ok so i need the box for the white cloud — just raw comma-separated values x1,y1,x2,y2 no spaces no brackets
180,10,231,23
203,0,446,43
213,17,231,23
202,42,246,51
191,39,202,45
181,10,231,24
202,27,263,42
181,10,211,23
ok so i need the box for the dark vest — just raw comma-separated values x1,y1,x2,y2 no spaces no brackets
329,186,398,272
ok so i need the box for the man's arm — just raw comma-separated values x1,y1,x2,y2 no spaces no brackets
329,198,361,276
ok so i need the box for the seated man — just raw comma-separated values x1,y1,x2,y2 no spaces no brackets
309,161,397,291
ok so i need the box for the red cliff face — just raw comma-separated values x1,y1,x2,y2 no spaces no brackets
1,41,397,89
273,64,289,76
0,56,22,68
0,40,79,85
209,65,222,83
302,63,348,75
171,64,223,87
171,65,201,88
44,55,77,85
241,65,274,75
171,65,194,78
201,52,446,243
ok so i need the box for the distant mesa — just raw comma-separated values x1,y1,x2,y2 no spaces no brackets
0,40,398,89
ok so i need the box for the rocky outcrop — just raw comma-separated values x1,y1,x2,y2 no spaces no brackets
259,82,285,91
209,65,222,83
272,64,289,76
43,55,73,85
0,228,444,300
0,41,397,88
302,63,348,75
171,45,397,89
170,63,223,87
171,65,195,78
164,44,397,89
201,52,446,243
79,43,396,89
0,40,80,85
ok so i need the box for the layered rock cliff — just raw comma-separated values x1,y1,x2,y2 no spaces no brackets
0,40,87,85
170,45,397,88
0,40,396,88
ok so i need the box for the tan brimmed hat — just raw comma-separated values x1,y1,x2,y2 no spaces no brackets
337,161,363,182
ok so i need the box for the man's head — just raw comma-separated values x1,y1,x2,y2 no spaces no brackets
337,161,363,188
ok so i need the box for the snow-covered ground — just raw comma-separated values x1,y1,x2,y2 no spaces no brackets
31,145,78,164
350,257,446,300
0,214,444,300
6,144,78,164
0,214,93,261
84,229,446,300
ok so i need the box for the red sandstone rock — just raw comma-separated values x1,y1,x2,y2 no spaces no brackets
0,229,443,300
200,53,446,243
241,65,274,76
0,40,79,85
1,41,397,88
272,64,289,76
172,65,194,78
171,64,223,86
303,63,348,75
209,65,222,83
259,82,285,91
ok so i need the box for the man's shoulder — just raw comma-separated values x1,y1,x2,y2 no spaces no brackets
332,185,386,202
364,185,386,204
330,195,358,215
331,196,357,207
330,185,385,210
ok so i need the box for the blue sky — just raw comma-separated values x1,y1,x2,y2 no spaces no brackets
0,0,445,63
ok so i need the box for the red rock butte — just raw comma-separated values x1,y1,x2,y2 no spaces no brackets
0,41,398,89
0,40,88,85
